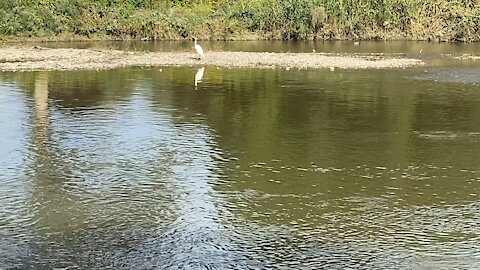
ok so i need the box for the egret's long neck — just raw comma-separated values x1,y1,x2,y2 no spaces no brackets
194,39,197,46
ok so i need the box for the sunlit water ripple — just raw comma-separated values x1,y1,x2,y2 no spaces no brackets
1,62,480,269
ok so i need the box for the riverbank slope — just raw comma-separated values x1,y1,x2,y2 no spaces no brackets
1,0,479,42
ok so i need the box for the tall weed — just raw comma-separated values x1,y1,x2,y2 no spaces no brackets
0,0,479,41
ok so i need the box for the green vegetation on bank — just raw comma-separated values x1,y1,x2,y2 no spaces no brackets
1,0,479,41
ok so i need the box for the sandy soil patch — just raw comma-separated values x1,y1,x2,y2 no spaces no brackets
0,46,423,71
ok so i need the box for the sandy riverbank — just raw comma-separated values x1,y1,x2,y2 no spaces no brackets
0,46,424,71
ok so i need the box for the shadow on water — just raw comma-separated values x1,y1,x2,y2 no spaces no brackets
0,54,480,268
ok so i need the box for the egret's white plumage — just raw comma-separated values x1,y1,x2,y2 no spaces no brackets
192,36,204,59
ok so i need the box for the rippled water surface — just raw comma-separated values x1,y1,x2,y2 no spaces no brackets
1,42,480,269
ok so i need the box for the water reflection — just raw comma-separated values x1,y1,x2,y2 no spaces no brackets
119,123,244,269
194,67,205,90
34,40,480,57
412,67,480,84
0,80,33,268
0,63,480,268
33,73,49,124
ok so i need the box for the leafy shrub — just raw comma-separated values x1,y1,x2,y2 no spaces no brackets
0,0,479,41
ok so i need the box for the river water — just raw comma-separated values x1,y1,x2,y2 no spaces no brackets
1,42,479,269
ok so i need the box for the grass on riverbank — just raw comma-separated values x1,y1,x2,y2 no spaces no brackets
1,0,479,42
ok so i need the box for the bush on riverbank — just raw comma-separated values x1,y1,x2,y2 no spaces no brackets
1,0,479,41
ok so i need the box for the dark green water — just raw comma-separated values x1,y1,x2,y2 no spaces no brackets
1,42,480,269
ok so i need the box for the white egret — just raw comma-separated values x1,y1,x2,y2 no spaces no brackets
192,36,204,59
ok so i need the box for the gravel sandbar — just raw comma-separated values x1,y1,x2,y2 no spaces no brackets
0,46,423,71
